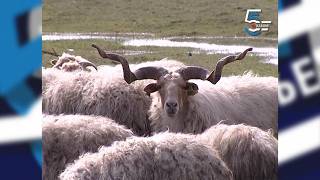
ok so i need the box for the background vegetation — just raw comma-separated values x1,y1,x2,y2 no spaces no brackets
43,0,277,77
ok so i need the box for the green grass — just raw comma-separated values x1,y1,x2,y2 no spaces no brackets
43,0,277,38
43,40,277,77
43,0,277,77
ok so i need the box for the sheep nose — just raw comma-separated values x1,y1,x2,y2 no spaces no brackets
166,102,177,108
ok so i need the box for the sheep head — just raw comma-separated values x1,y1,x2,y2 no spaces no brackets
43,50,97,71
61,61,82,72
92,44,252,117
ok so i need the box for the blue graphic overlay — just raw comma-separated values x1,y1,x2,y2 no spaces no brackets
31,140,42,167
279,33,320,130
244,9,272,37
0,0,42,179
0,143,42,179
279,0,320,179
4,82,36,115
16,10,31,46
281,0,301,11
280,149,320,179
279,41,291,59
0,1,41,94
244,10,262,36
26,75,42,96
0,98,15,116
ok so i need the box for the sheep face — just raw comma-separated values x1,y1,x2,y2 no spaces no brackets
52,53,76,69
144,73,198,117
61,61,81,72
49,52,97,71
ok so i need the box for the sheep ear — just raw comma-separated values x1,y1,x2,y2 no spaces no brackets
185,82,198,96
144,83,161,96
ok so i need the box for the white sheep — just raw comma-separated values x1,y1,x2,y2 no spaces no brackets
42,57,185,136
59,132,233,180
92,44,278,135
42,67,64,92
149,73,278,135
43,50,98,72
42,52,98,90
42,69,152,136
60,53,98,71
197,124,277,180
43,114,133,180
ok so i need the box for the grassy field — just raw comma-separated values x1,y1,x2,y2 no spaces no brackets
43,0,277,38
43,40,277,77
43,0,277,77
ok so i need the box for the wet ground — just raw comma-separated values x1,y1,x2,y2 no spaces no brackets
43,32,278,65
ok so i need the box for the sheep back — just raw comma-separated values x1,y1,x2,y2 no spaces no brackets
197,124,277,180
42,71,152,136
42,114,133,180
60,132,233,180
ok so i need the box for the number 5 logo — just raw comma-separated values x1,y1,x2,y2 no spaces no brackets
245,9,261,32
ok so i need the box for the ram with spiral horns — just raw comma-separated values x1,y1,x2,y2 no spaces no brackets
93,44,278,135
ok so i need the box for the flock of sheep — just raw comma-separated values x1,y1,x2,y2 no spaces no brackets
42,44,278,180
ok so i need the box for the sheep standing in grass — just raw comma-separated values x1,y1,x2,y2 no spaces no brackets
92,44,278,135
59,132,233,180
43,114,133,180
197,124,277,180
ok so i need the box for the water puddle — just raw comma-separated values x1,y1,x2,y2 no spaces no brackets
167,36,277,41
42,32,154,41
43,33,278,65
124,39,277,65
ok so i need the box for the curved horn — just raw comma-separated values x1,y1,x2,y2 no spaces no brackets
92,44,168,83
176,48,252,84
52,56,75,69
134,66,169,80
207,47,252,84
78,61,98,71
176,66,209,81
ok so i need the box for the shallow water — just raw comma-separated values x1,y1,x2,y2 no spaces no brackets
42,32,154,41
43,32,278,65
124,39,277,65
